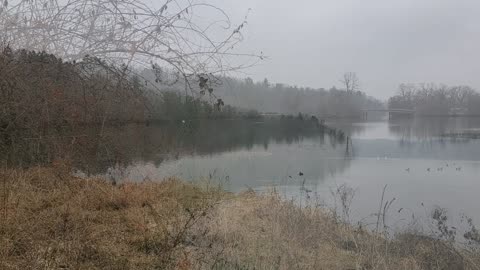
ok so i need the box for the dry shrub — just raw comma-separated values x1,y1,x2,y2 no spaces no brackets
209,192,358,269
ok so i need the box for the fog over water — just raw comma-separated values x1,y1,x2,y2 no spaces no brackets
205,0,480,99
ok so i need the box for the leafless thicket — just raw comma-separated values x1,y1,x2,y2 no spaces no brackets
389,83,480,116
0,48,148,167
0,0,261,89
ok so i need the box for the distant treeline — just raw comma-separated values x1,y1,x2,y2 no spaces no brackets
140,71,385,119
388,83,480,116
217,77,384,118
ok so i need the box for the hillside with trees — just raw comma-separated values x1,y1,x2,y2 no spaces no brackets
140,70,384,119
216,77,384,118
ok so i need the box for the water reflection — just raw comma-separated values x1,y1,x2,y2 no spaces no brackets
99,117,480,186
389,117,480,141
89,119,348,179
117,141,353,191
324,118,480,161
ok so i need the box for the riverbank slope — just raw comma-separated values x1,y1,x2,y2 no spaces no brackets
0,167,477,269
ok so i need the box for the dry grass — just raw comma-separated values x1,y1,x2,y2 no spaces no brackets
0,167,223,269
210,191,456,270
1,167,479,269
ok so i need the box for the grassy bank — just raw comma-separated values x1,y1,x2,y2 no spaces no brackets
1,168,479,269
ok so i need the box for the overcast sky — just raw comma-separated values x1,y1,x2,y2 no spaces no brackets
209,0,480,100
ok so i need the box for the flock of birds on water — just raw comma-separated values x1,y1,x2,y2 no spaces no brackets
291,164,463,179
291,164,462,182
288,162,464,198
405,163,462,173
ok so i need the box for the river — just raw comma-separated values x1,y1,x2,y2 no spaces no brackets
104,117,480,235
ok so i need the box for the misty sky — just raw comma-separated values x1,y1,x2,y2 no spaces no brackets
211,0,480,100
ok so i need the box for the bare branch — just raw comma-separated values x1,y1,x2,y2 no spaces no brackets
0,0,262,88
340,72,360,93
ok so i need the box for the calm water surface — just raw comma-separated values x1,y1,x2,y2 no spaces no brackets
112,117,480,231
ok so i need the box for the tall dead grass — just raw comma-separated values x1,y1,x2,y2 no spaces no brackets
0,167,223,269
1,168,479,269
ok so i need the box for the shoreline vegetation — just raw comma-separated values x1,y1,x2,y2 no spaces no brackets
1,167,479,270
0,47,338,170
2,47,480,269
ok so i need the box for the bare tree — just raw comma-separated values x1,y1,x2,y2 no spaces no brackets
340,72,360,93
389,82,480,116
0,0,261,90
